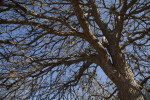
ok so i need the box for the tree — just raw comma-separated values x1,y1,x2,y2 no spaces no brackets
0,0,149,99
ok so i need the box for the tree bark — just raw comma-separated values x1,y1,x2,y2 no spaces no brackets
111,53,145,99
108,53,145,100
104,42,145,100
104,62,145,100
117,81,145,100
94,51,145,100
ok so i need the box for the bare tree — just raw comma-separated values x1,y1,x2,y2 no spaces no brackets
0,0,149,99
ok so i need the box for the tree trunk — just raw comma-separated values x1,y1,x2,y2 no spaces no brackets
109,46,145,100
88,33,145,99
117,77,145,100
117,83,145,100
94,50,145,100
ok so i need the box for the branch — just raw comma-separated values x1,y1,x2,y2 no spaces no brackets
0,53,96,91
70,0,112,66
64,61,92,87
125,5,150,19
0,40,12,44
70,0,91,35
115,0,138,44
121,30,149,49
104,89,118,99
1,3,76,31
140,76,150,87
89,0,112,41
50,61,92,99
0,19,82,37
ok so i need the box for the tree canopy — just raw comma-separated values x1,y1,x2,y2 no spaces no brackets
0,0,149,99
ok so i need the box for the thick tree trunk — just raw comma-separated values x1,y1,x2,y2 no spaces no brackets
108,67,145,100
108,65,145,100
115,57,145,99
94,50,145,100
108,45,145,100
118,83,144,100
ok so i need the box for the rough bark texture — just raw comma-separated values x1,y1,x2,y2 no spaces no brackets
112,51,144,100
113,53,144,100
95,56,145,100
118,81,144,100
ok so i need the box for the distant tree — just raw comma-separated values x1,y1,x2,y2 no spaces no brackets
0,0,149,100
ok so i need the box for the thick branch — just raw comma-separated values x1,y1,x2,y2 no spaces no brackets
90,0,112,41
70,0,92,35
